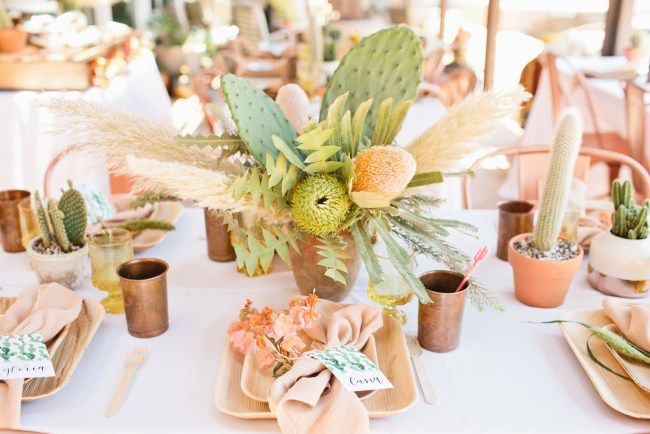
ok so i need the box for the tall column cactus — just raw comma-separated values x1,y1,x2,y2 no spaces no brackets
533,108,583,251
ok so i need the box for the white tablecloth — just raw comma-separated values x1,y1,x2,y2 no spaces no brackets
0,49,172,194
0,208,647,433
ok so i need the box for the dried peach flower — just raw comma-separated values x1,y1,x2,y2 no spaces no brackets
352,146,416,198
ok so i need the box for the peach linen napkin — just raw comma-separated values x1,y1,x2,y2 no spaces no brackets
603,297,650,351
0,283,82,428
268,301,383,434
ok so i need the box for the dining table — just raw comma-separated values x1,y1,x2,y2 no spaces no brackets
0,206,648,434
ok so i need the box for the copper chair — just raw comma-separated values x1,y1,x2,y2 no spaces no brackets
462,145,650,209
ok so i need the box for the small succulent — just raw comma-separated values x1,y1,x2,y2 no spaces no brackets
34,180,88,253
611,180,649,240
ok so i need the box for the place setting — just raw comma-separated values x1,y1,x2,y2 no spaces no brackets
1,1,650,433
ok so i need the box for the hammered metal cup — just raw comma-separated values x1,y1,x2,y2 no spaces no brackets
497,201,534,261
0,190,30,253
204,208,235,262
418,271,468,352
117,258,169,338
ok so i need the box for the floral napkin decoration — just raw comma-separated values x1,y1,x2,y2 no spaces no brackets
229,295,321,377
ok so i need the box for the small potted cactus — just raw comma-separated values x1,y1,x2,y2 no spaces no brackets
27,181,89,289
588,180,650,298
508,109,584,308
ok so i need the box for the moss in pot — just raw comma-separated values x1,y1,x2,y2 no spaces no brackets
589,180,650,298
27,181,89,290
508,108,584,308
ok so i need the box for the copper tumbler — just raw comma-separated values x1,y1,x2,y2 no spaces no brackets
497,201,534,261
0,190,30,253
418,271,468,352
117,258,169,338
204,208,236,262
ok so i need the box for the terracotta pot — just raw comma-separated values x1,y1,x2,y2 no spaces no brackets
588,231,650,298
496,201,534,261
417,271,468,352
27,237,88,290
288,231,360,301
508,233,583,308
204,208,235,262
0,28,27,53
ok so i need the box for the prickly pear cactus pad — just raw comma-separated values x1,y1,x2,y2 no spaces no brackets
221,74,297,164
58,180,88,246
320,27,423,140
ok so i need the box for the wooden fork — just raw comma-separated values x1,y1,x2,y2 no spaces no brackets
105,346,149,418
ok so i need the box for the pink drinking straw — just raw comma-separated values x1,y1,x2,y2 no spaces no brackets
455,246,490,292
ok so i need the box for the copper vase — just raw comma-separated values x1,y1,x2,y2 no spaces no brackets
288,231,360,302
204,208,235,262
0,190,30,253
117,258,169,338
497,201,534,261
417,271,468,352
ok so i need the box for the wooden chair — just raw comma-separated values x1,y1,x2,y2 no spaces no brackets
545,52,633,173
232,1,270,45
43,151,131,197
462,145,650,209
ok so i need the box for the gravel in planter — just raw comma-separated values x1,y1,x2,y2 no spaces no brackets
31,239,82,255
513,236,579,261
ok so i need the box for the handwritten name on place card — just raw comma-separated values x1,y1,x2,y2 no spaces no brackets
0,334,55,380
306,345,393,393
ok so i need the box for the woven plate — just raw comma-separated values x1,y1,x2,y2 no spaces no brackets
0,297,105,400
560,309,650,419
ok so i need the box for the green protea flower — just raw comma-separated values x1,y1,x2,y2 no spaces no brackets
290,174,352,236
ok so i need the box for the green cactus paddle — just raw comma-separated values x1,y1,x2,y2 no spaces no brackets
320,26,423,141
221,74,298,165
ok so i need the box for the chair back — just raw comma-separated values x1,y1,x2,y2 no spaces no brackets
625,80,648,169
232,1,270,45
463,145,650,209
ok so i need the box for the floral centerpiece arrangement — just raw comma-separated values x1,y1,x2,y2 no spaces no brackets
46,27,528,310
229,294,321,376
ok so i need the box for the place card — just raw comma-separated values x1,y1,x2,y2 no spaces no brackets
0,334,55,380
306,345,393,393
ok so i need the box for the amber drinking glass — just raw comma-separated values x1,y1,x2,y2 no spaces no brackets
0,190,30,252
89,228,133,314
18,197,41,249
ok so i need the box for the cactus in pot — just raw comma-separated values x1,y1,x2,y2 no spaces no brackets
508,108,585,308
27,181,89,289
589,180,650,298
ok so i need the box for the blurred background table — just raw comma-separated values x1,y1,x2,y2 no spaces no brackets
0,48,172,194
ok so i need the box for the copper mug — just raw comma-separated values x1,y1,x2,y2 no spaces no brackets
497,201,534,261
0,190,30,253
418,271,468,352
204,208,236,262
117,258,169,338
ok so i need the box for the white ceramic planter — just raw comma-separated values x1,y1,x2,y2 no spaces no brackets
27,237,88,290
588,231,650,298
